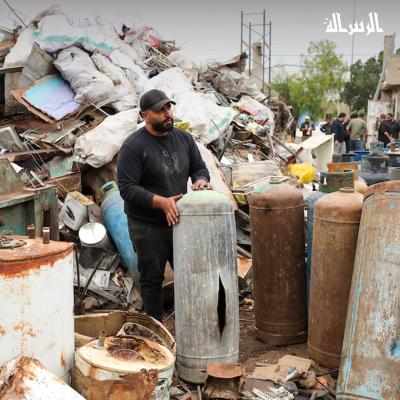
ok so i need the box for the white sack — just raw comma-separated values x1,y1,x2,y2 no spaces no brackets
91,52,138,111
74,109,139,168
54,46,114,104
36,14,120,54
3,26,36,68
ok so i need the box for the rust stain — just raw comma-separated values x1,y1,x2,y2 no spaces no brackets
0,241,73,279
108,337,164,362
60,352,66,369
13,321,36,337
0,325,6,336
72,364,158,400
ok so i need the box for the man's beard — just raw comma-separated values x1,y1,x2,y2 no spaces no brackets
151,118,174,133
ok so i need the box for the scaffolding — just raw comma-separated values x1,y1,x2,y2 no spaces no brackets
240,10,272,94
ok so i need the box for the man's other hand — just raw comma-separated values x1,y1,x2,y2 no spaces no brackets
153,194,183,226
192,179,213,191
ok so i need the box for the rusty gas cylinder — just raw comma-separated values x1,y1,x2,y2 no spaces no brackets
249,183,307,345
0,235,74,380
337,181,400,399
308,188,363,368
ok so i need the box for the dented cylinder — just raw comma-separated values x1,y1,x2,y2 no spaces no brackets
249,183,307,345
308,188,363,368
337,181,400,399
173,191,239,384
0,237,74,380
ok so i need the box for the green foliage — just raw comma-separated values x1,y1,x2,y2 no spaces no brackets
340,51,383,111
271,40,347,119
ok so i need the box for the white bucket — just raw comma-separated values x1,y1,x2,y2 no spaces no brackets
79,222,109,248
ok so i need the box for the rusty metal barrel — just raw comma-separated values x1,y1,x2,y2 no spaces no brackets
337,181,400,399
249,183,307,345
308,188,363,368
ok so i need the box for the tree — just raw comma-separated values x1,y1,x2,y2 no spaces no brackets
341,52,383,112
272,40,347,119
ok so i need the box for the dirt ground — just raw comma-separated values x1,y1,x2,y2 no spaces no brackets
163,306,309,376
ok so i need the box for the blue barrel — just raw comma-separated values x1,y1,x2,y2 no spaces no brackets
305,191,326,307
338,181,400,399
100,181,139,282
353,150,370,162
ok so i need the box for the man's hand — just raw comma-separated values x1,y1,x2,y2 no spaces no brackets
335,140,339,145
192,179,213,191
153,194,183,226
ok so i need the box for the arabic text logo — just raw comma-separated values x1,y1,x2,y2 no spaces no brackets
324,12,383,35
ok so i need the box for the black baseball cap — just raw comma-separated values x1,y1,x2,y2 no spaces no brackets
139,89,176,112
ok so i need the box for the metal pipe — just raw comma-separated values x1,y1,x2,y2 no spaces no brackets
262,10,266,93
269,22,272,94
98,330,106,347
248,22,252,76
240,10,243,54
27,224,35,239
42,227,50,244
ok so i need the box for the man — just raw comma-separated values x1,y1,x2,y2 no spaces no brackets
348,112,367,151
117,89,211,321
300,116,315,140
343,114,351,152
289,118,298,143
331,112,347,154
378,113,389,147
320,117,332,135
385,113,400,143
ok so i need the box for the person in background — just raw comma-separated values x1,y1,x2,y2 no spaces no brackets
331,112,347,154
378,113,390,147
290,118,298,143
386,112,400,142
300,116,315,140
343,114,351,152
348,112,367,151
320,117,332,135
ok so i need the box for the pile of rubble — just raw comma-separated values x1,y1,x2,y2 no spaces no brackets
0,6,295,311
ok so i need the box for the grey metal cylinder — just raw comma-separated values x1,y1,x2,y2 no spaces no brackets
319,170,354,193
173,190,239,384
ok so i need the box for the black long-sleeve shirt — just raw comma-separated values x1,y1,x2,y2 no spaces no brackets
117,127,210,225
331,119,345,142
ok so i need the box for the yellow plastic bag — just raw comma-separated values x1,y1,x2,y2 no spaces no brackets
288,163,315,184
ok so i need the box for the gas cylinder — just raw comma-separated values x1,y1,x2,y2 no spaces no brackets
0,233,74,380
308,188,363,368
337,181,400,399
173,190,239,384
249,183,307,345
305,191,326,306
100,181,139,282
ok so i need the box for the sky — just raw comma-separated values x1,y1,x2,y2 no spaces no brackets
1,0,399,75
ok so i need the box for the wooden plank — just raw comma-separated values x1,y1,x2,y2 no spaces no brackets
0,148,66,162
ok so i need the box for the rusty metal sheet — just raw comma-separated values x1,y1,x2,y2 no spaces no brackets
72,365,157,400
206,364,242,379
0,356,84,399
